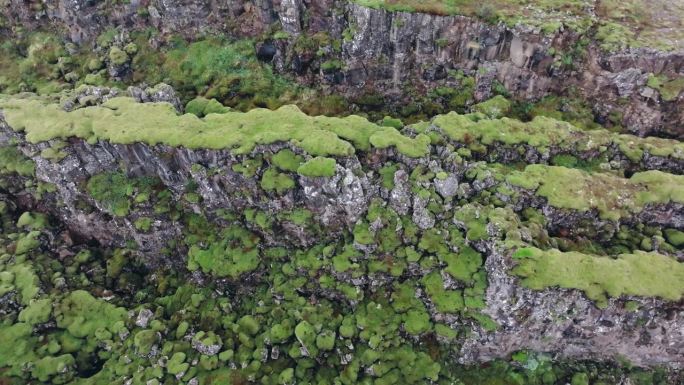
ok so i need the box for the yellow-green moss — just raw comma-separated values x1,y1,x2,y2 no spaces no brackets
297,157,337,177
0,146,35,176
512,247,684,307
432,112,684,162
506,165,684,221
0,95,436,158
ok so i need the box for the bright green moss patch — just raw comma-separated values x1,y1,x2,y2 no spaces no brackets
1,95,438,158
421,271,464,313
0,322,38,377
15,231,41,254
664,229,684,248
134,217,153,231
18,298,52,325
261,168,295,194
2,262,40,304
506,165,684,221
379,164,398,190
512,247,684,307
444,246,483,283
297,157,337,177
55,290,128,339
471,95,511,118
271,149,304,172
369,129,431,158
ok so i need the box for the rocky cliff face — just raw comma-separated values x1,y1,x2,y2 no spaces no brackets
1,90,682,370
2,0,683,138
1,3,684,383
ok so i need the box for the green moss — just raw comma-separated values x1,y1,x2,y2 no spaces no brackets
571,372,590,385
472,95,511,118
294,320,317,354
168,352,189,375
315,330,336,350
55,290,128,339
0,145,35,176
378,164,398,190
403,309,431,335
432,111,684,162
2,262,40,304
0,322,38,377
15,231,41,254
353,221,374,245
134,329,159,355
16,211,48,229
86,172,135,217
40,141,68,162
444,246,483,283
369,129,431,158
506,165,684,221
31,354,75,382
647,74,684,102
134,217,153,231
187,225,261,279
232,156,263,177
18,298,52,325
297,157,337,177
271,149,304,172
261,168,295,194
381,116,404,129
185,97,230,117
108,46,129,66
122,37,298,109
435,324,458,340
321,59,344,72
512,247,684,306
1,96,373,156
595,22,636,52
551,154,578,168
421,271,464,313
663,228,684,248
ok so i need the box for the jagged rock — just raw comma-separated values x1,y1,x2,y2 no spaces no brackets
389,170,411,215
411,195,435,230
128,83,183,112
434,174,459,199
609,68,647,98
62,86,123,111
135,308,155,328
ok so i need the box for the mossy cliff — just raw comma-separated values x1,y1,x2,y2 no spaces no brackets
0,90,683,385
1,1,683,138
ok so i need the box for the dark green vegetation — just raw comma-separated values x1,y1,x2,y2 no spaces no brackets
4,28,678,132
0,158,680,385
0,31,312,112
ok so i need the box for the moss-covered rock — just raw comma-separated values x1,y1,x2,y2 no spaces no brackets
512,247,684,307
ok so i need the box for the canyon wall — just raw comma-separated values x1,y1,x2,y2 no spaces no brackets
2,0,683,138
